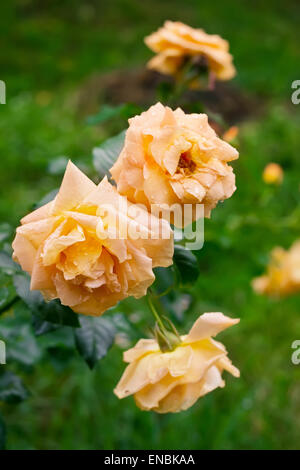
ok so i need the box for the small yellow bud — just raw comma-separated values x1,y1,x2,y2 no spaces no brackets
263,163,283,185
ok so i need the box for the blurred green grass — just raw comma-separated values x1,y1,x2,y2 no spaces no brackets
1,0,300,450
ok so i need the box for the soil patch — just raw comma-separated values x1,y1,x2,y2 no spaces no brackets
77,67,264,125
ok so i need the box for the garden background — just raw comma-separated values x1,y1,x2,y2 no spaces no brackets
0,0,300,449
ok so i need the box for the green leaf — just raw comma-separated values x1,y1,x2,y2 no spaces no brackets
86,104,126,125
152,266,191,322
0,251,19,275
47,346,74,371
0,272,17,315
173,244,199,285
110,312,141,342
0,413,6,450
13,273,80,328
153,266,175,295
0,323,42,366
86,103,141,126
0,223,13,245
93,130,126,178
0,301,42,366
34,188,59,210
32,316,59,336
0,370,29,404
13,272,42,308
37,325,75,350
75,316,116,369
47,156,68,175
38,300,80,328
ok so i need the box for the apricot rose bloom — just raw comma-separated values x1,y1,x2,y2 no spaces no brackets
252,241,300,297
12,162,173,315
114,312,240,413
110,103,239,224
144,21,236,80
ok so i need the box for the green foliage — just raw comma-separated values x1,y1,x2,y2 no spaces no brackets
0,413,6,450
173,245,199,286
47,157,68,176
0,94,100,226
33,189,59,210
152,266,192,323
75,316,116,369
13,273,80,328
0,0,299,451
86,103,142,126
0,272,17,315
0,224,13,248
0,307,41,366
0,371,29,404
0,251,19,274
0,251,19,314
93,130,126,178
1,0,299,98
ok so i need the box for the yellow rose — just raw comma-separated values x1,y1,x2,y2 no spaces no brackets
12,161,173,315
262,163,283,185
144,21,236,80
114,312,239,413
110,103,238,225
252,241,300,296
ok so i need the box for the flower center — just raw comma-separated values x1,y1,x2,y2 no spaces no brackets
177,151,196,174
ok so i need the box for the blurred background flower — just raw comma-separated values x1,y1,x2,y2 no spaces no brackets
263,163,284,185
144,21,236,80
252,241,300,296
